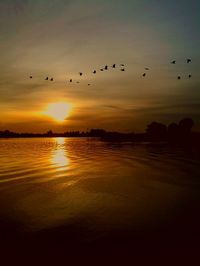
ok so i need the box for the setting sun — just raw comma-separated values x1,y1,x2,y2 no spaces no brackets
44,102,72,122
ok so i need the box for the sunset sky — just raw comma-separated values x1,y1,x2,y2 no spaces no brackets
0,0,200,133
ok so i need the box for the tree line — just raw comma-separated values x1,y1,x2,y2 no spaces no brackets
0,118,199,144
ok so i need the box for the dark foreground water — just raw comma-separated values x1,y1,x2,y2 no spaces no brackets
0,138,200,264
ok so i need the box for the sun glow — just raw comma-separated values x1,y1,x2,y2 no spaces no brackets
44,102,72,122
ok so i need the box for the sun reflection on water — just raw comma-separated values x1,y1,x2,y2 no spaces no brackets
51,138,69,168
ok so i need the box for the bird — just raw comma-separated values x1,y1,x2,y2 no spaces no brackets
105,65,108,70
45,77,49,80
121,68,125,72
50,78,53,81
112,64,116,68
171,60,176,64
76,81,80,83
100,69,104,71
29,76,33,79
79,72,83,76
93,70,96,74
177,76,181,80
70,79,72,82
145,68,149,70
188,74,192,78
88,84,91,86
120,64,125,67
142,73,146,77
187,58,192,63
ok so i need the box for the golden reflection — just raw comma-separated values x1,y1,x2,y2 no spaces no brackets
51,138,69,168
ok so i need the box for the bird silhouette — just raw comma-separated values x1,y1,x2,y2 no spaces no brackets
88,84,91,86
29,76,33,79
145,68,149,70
76,81,80,83
142,73,146,77
79,72,83,76
100,69,104,71
112,64,116,68
70,79,72,82
187,59,192,63
45,77,49,80
105,65,108,70
50,78,53,81
171,60,176,64
177,76,181,80
93,70,96,74
188,74,192,78
121,68,125,72
120,64,125,67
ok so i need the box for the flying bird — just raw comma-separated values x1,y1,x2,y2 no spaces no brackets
88,84,91,86
70,79,72,82
29,76,33,79
171,60,176,64
45,77,49,80
112,64,116,68
120,64,125,67
100,69,104,71
50,78,54,81
93,70,96,74
79,72,83,76
76,81,80,83
187,59,192,63
105,65,108,70
142,73,146,77
177,76,181,80
145,68,149,70
188,74,192,78
121,68,125,72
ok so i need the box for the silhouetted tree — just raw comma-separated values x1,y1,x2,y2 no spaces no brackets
179,118,194,135
168,123,179,138
46,130,53,136
146,122,167,140
89,129,106,137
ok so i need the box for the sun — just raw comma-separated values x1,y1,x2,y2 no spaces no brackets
44,102,72,122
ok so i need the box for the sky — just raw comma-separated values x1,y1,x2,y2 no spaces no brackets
0,0,200,133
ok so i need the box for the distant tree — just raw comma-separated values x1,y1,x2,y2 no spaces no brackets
46,130,53,136
168,123,179,137
4,130,10,135
146,122,167,139
179,118,194,135
89,129,106,137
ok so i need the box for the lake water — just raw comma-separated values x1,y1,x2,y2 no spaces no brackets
0,138,200,262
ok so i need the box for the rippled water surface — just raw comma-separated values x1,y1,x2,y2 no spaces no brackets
0,138,200,235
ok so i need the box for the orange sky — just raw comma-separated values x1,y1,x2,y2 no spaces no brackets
0,0,200,133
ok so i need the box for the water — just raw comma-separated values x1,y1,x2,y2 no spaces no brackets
0,138,200,260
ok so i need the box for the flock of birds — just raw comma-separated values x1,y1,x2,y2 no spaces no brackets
142,58,193,79
29,58,193,85
171,58,192,80
29,63,126,86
